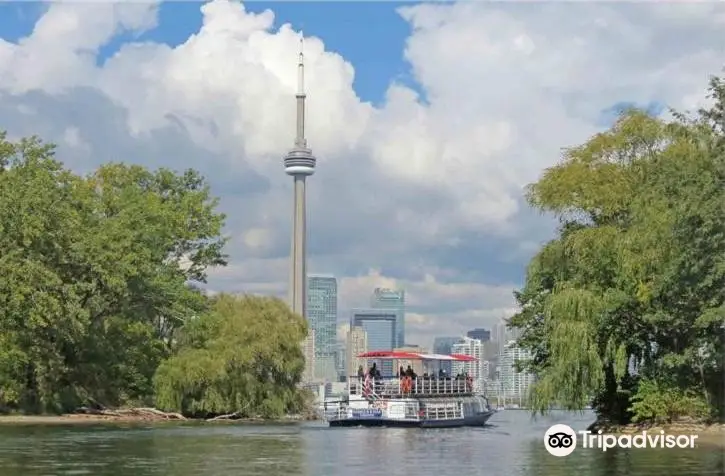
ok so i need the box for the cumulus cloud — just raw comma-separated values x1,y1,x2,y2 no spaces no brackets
0,0,724,346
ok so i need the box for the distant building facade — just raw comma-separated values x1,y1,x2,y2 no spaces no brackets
302,329,315,383
346,325,368,378
351,309,397,376
307,275,338,381
467,328,491,342
500,340,535,401
333,343,346,381
433,336,460,374
492,322,522,356
451,336,486,392
371,288,405,348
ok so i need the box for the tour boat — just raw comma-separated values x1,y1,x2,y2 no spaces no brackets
325,351,496,428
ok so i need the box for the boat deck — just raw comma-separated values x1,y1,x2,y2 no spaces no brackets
349,376,475,399
326,396,495,428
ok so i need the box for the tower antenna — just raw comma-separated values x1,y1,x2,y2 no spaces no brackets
295,33,307,148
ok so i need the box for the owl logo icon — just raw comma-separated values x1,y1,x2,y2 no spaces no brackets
544,424,577,457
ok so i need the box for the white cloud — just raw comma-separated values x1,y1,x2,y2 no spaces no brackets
0,1,724,347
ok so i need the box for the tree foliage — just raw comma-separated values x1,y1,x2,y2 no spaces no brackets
510,75,725,425
153,294,308,418
0,133,309,417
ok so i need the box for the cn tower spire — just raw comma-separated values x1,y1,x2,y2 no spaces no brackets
295,37,307,148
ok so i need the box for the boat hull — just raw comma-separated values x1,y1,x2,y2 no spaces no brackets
328,410,495,429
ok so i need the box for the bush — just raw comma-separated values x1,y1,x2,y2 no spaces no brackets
628,379,712,424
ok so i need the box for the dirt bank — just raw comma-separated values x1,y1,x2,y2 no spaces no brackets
0,410,309,425
0,414,158,425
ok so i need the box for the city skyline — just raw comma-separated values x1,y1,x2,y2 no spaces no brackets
339,322,536,401
297,270,513,356
303,275,521,384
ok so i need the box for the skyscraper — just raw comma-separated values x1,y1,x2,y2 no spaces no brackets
493,321,521,356
351,309,398,376
333,343,346,381
468,328,492,381
500,340,535,403
433,336,461,373
370,288,405,347
467,328,491,342
346,326,368,377
451,337,486,392
307,275,337,381
302,328,315,382
284,39,316,381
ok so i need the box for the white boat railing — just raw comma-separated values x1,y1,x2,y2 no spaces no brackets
324,407,348,421
348,376,472,397
325,398,469,422
419,401,464,420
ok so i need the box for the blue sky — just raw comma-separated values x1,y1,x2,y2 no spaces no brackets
0,1,417,106
0,1,664,121
1,1,717,343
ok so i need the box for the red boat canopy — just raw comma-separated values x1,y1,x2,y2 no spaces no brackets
357,351,476,362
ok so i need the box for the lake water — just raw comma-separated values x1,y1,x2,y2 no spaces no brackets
0,411,722,475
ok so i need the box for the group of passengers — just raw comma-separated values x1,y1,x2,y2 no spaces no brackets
355,363,472,397
357,364,470,381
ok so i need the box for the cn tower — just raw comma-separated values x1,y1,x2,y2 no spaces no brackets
284,38,315,318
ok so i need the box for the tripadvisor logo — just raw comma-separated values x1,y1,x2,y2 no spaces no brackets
544,424,577,457
544,424,699,457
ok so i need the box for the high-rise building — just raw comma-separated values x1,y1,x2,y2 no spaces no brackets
284,39,316,382
481,360,491,385
451,337,486,392
433,337,461,353
492,321,521,356
303,329,315,382
371,288,405,347
334,343,346,381
346,326,368,378
500,340,535,402
307,274,337,381
433,336,460,373
467,328,491,342
351,309,398,376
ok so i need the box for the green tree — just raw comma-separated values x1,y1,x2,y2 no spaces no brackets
153,294,308,418
510,76,725,425
0,132,227,413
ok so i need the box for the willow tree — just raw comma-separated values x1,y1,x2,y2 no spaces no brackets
153,294,309,419
511,76,725,424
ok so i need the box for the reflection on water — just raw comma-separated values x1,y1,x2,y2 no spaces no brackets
0,411,722,476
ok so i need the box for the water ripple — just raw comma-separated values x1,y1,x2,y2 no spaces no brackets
0,412,722,476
